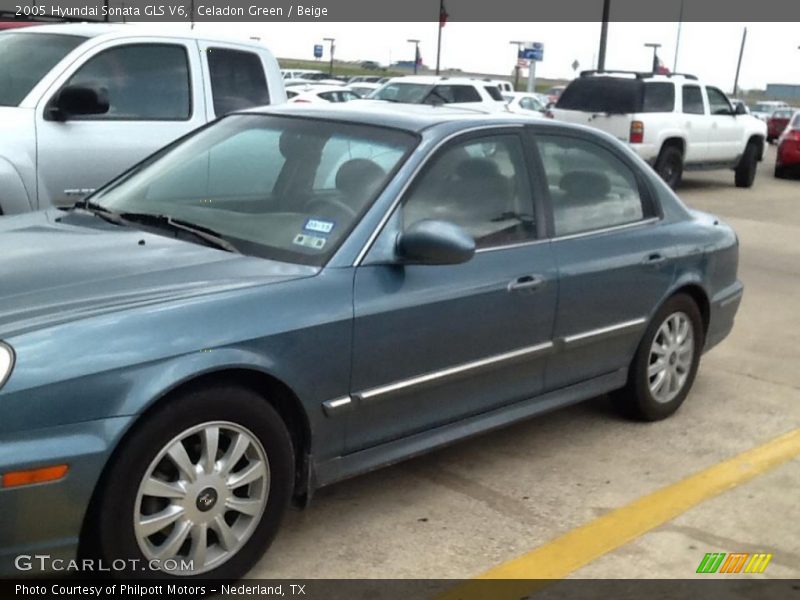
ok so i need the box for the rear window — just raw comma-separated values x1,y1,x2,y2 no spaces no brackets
773,110,793,119
557,77,674,114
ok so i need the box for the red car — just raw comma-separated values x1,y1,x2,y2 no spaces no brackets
767,109,794,142
775,112,800,178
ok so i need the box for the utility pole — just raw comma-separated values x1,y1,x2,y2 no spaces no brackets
436,0,447,75
510,40,524,91
597,0,610,71
673,0,684,72
323,37,335,77
733,27,747,97
645,42,662,72
408,39,420,74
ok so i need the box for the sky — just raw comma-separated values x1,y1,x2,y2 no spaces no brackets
175,21,796,92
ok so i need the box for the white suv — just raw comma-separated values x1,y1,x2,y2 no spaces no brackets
550,71,767,188
367,76,505,111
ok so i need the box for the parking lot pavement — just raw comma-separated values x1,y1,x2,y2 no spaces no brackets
248,146,800,580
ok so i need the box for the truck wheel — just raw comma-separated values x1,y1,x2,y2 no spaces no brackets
735,140,759,188
654,146,683,189
775,164,787,179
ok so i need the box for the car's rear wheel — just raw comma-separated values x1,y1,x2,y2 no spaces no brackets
617,294,704,421
735,140,759,188
654,145,683,189
775,164,787,179
84,384,294,579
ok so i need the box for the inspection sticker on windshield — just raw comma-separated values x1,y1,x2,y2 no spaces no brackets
293,233,327,250
304,218,335,234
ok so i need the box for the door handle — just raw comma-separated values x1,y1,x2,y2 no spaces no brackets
642,253,667,267
507,275,543,293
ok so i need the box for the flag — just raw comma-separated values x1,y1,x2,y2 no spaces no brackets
416,45,423,66
439,0,448,27
654,55,670,74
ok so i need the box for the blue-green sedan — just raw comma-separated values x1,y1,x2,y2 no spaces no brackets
0,104,742,578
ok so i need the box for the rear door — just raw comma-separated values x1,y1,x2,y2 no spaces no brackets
530,127,675,390
680,83,710,163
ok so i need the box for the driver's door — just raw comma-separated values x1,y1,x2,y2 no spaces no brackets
705,86,742,161
35,39,205,208
345,130,558,453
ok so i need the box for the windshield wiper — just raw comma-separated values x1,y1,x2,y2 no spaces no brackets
119,212,241,254
66,199,127,226
491,211,535,225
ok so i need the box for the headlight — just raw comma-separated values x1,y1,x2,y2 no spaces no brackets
0,342,15,390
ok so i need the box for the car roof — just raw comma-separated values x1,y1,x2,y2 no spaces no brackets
242,102,559,133
13,23,270,47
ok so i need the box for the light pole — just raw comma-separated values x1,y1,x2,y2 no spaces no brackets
408,39,421,74
645,42,662,73
510,40,524,91
673,0,684,72
598,0,610,71
323,37,335,77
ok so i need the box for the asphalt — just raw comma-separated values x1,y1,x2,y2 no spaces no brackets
248,146,800,581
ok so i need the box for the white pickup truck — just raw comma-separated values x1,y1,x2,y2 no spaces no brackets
550,71,767,189
0,24,286,215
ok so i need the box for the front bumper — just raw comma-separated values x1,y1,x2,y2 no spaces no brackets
0,416,132,577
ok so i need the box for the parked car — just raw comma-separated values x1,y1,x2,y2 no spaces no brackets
286,84,360,103
0,23,285,215
775,111,800,178
0,103,742,579
550,71,767,189
545,85,566,105
360,60,382,70
750,100,789,122
487,79,513,94
767,108,794,142
280,68,322,80
368,76,503,111
347,75,384,84
504,91,546,115
348,82,382,98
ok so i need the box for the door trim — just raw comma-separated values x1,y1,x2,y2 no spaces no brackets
562,317,647,348
355,341,555,403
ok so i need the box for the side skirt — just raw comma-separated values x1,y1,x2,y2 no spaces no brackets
311,368,628,491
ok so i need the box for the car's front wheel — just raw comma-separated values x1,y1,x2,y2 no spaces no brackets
617,294,704,421
735,140,759,188
84,384,294,579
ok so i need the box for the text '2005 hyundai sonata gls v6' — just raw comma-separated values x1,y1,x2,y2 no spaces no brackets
0,104,743,578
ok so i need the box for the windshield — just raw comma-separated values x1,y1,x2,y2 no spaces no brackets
0,33,87,107
90,114,416,266
753,103,781,113
372,83,432,103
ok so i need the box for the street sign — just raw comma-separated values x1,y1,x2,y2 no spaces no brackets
313,44,323,58
519,41,544,62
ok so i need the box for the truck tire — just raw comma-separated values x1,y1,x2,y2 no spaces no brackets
775,164,787,179
735,140,759,188
654,145,683,189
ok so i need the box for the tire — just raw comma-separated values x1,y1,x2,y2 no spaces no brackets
617,294,704,421
84,384,294,579
775,164,787,179
654,145,684,189
735,140,759,188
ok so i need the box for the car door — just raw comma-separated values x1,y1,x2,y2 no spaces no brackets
705,86,741,162
346,129,558,452
530,128,676,390
680,83,710,163
36,39,205,208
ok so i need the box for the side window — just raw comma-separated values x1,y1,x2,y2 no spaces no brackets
64,44,190,120
642,82,675,112
682,85,705,114
207,48,270,116
451,85,482,103
402,134,536,249
706,86,732,115
535,135,647,237
484,86,504,101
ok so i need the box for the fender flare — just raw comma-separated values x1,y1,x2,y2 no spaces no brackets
0,157,34,215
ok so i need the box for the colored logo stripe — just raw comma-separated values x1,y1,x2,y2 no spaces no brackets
697,552,772,574
744,553,773,573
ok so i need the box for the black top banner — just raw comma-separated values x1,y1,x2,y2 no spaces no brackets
1,0,800,22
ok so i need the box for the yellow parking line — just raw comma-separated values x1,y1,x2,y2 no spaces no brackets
440,427,800,600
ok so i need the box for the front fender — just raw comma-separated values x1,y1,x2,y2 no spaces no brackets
0,158,33,215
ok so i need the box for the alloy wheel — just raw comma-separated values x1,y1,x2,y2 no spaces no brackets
133,421,270,575
647,311,695,404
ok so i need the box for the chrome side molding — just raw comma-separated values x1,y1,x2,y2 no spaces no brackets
562,317,647,348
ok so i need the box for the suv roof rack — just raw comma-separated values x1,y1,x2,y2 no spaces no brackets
579,69,698,81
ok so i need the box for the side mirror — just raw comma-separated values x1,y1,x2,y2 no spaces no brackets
396,219,475,266
48,85,110,121
734,103,747,115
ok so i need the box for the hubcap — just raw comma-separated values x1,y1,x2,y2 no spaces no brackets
134,422,270,575
648,311,694,404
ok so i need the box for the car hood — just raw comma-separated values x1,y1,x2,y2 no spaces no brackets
0,210,319,337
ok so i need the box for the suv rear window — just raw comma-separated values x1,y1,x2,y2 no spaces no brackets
556,77,675,114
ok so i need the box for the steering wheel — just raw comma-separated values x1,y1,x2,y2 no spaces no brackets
304,197,357,218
